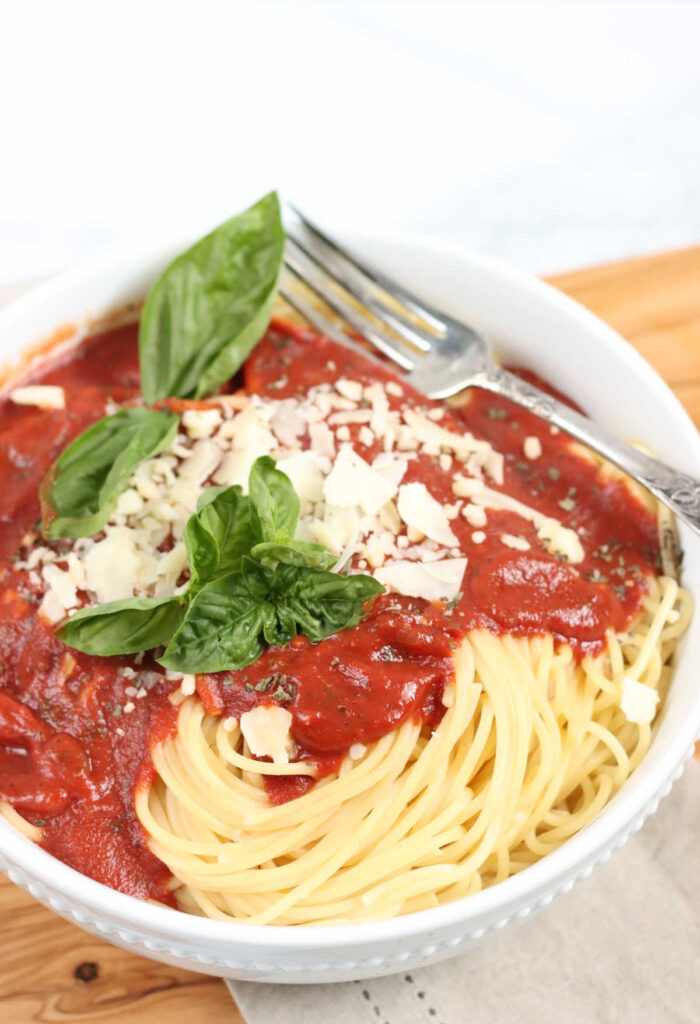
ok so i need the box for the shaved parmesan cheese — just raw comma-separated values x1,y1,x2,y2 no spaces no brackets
155,542,188,593
397,482,458,547
536,517,585,564
116,488,145,517
372,452,407,488
314,505,361,556
402,408,490,461
42,564,79,610
214,407,275,487
10,385,65,410
365,382,391,437
378,499,402,535
452,475,485,500
484,450,504,485
179,439,222,483
83,528,142,603
323,447,397,515
180,674,196,696
39,589,66,624
524,436,542,460
309,421,335,458
375,557,467,602
182,408,222,439
362,538,386,569
501,533,530,551
329,410,373,426
167,479,201,516
278,450,325,504
463,503,487,528
453,477,585,564
621,677,659,724
67,552,87,588
335,379,364,402
270,405,306,447
240,705,294,764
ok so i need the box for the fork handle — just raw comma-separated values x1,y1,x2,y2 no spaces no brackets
474,367,700,537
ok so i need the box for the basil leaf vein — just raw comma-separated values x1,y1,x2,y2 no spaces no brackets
41,408,179,539
139,191,285,403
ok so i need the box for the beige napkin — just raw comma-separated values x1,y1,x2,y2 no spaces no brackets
228,761,699,1024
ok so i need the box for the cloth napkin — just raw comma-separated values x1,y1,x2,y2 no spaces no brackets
228,761,699,1024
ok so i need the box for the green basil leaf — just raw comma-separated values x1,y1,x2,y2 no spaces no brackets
41,408,179,539
139,191,285,403
183,485,257,593
279,567,384,642
159,556,384,674
251,539,336,570
57,596,184,656
248,455,299,542
196,485,229,512
160,561,277,674
248,456,334,569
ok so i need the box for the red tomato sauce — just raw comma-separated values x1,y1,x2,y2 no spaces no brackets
246,320,660,652
0,316,662,900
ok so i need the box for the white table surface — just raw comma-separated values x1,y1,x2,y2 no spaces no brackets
1,1,699,284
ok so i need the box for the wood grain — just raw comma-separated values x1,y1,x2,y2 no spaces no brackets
0,245,699,1023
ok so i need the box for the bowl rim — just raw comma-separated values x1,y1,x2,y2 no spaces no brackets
1,228,699,951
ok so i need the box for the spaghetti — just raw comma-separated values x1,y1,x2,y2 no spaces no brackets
136,574,690,924
0,313,692,925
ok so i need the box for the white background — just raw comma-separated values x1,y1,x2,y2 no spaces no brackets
1,0,699,284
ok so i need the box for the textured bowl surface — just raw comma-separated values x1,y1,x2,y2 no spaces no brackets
1,231,699,983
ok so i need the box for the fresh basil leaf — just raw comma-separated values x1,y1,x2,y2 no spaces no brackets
248,455,299,542
278,566,384,642
160,561,276,674
159,556,384,674
251,539,336,570
183,485,257,593
196,485,229,512
41,408,179,539
139,192,285,403
57,596,184,656
247,456,336,568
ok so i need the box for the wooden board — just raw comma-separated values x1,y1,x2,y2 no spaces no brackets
1,245,699,1023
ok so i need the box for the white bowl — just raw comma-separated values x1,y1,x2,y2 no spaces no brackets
0,232,699,984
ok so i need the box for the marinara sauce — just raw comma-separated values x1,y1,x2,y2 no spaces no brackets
0,317,661,899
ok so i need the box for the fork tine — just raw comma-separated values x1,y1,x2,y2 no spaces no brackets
286,219,432,354
280,268,391,367
285,242,416,371
286,203,447,335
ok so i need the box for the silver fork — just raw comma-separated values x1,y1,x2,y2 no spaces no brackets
281,205,700,538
